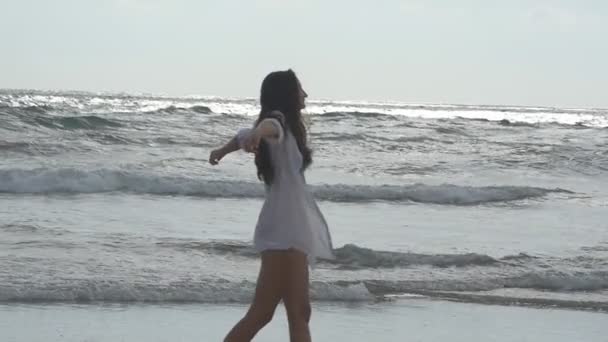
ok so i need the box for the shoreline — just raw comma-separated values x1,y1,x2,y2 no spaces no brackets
2,298,606,342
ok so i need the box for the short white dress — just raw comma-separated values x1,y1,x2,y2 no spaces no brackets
236,115,334,264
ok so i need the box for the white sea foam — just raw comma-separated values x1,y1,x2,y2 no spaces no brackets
0,168,571,204
2,90,606,127
0,280,373,303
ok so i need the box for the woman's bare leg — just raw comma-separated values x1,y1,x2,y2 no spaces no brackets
282,249,312,342
224,251,285,342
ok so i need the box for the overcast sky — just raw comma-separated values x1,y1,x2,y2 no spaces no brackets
1,0,607,107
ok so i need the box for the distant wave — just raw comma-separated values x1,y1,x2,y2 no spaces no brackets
32,115,123,130
0,104,55,114
0,141,31,152
3,88,605,115
317,111,394,120
497,119,540,127
310,132,445,144
434,127,470,135
1,104,211,131
147,105,212,114
0,168,573,204
581,244,608,252
309,109,608,128
3,90,607,127
0,106,124,129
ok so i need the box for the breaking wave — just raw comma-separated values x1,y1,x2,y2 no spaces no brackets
0,168,573,205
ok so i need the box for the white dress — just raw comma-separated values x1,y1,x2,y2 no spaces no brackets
236,117,334,264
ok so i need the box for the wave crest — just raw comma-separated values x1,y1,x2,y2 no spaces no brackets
0,168,572,205
331,244,498,268
0,280,372,303
32,115,123,130
148,105,212,114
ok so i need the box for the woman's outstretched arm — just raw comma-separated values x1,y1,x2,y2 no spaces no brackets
209,135,240,165
208,126,250,165
209,114,283,165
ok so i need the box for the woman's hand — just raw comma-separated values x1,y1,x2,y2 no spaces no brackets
209,148,226,165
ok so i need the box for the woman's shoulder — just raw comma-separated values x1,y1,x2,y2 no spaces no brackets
267,110,286,126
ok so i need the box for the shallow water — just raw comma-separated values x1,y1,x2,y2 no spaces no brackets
1,300,607,342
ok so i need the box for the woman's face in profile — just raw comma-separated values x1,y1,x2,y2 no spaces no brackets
298,80,308,109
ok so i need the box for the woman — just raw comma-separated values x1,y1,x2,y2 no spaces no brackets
209,69,334,342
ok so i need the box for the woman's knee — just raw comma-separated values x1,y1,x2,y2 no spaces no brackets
302,302,311,323
286,302,311,324
247,307,276,327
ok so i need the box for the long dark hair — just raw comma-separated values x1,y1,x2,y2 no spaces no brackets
255,69,312,185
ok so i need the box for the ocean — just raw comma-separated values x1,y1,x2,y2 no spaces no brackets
1,89,607,340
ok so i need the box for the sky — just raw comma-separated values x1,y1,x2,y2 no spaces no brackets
1,0,607,108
